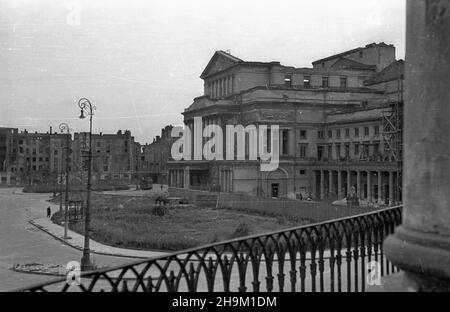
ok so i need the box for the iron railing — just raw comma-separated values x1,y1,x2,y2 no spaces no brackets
19,205,402,292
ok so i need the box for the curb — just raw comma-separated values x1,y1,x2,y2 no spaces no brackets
11,265,157,282
11,265,66,277
28,219,155,260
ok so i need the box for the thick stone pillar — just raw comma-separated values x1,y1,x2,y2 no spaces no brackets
389,171,394,206
337,170,342,199
367,171,372,203
377,171,382,204
384,0,450,291
320,170,325,200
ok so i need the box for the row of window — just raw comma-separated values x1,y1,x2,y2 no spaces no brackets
102,166,131,172
11,138,66,146
284,74,350,89
297,142,381,159
328,126,380,139
95,149,128,153
10,165,52,172
95,140,128,147
304,126,380,140
245,128,380,157
10,165,75,172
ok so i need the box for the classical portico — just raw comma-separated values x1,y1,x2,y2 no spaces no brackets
312,166,400,205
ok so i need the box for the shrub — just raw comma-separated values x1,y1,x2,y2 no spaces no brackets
229,222,251,239
51,211,63,224
154,195,169,206
152,205,169,217
179,197,189,204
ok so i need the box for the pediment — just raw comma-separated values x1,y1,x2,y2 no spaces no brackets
200,51,242,79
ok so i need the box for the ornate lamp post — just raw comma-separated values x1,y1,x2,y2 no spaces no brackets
59,123,71,239
59,161,63,214
78,98,96,271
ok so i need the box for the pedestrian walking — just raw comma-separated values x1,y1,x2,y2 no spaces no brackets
47,206,51,218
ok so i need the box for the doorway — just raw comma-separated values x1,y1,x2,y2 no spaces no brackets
271,183,279,198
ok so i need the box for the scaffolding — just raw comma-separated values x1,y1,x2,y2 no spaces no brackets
381,78,403,204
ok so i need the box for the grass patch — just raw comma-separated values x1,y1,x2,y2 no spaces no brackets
52,193,310,251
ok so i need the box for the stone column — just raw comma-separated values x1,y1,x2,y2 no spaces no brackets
222,79,225,97
329,170,333,197
384,0,450,291
183,166,190,189
179,170,183,188
337,170,342,199
320,170,325,200
367,171,372,203
311,170,316,200
377,171,382,204
357,171,361,199
389,171,394,206
347,170,351,197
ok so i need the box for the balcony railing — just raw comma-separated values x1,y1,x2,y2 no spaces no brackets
18,206,402,292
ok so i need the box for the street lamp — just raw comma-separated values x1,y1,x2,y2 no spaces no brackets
78,98,96,271
59,123,71,240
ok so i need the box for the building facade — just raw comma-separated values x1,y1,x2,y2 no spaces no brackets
72,130,140,184
140,125,175,184
0,127,17,185
0,127,69,186
167,43,403,205
0,128,141,186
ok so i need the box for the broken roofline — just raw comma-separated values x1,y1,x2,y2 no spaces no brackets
312,42,395,65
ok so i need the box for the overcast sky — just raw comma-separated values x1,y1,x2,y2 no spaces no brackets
0,0,406,144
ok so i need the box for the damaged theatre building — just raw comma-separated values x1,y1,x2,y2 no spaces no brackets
167,43,403,205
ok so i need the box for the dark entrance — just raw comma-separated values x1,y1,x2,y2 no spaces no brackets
190,169,209,190
373,184,379,201
271,183,279,198
384,184,389,204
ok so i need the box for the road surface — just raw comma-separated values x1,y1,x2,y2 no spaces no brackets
0,188,138,291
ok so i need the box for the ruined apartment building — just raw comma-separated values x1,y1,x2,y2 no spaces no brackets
140,125,175,184
167,43,403,205
0,127,70,186
72,130,140,183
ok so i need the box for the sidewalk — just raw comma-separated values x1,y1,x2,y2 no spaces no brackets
30,217,169,259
